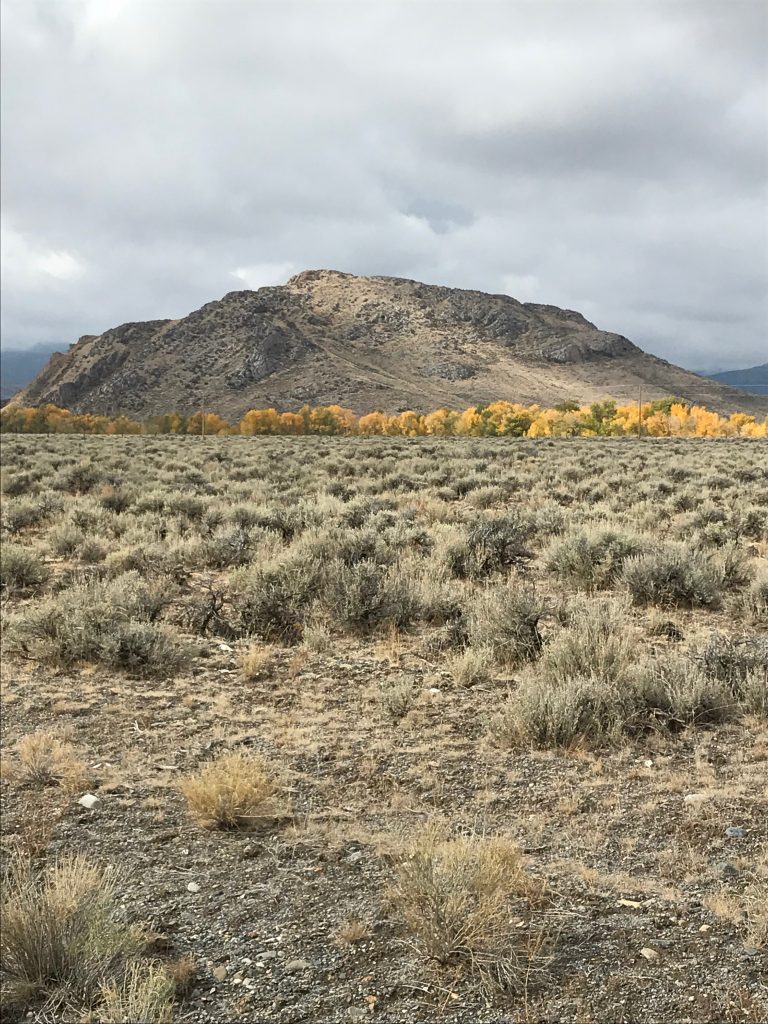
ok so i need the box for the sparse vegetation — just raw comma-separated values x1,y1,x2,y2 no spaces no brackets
0,855,145,1016
1,432,766,1023
179,751,280,829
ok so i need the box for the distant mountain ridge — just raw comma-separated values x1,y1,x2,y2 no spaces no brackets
11,270,768,417
705,363,768,395
1,344,64,402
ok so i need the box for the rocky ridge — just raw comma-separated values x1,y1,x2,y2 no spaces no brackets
12,270,767,417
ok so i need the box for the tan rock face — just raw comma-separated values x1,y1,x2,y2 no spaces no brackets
12,270,767,417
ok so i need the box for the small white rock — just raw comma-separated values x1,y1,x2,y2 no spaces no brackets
640,947,660,961
78,793,99,809
187,881,201,893
219,643,233,652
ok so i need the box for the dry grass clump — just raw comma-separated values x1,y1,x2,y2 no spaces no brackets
1,729,87,791
390,829,549,994
0,855,144,1016
239,643,277,681
333,918,370,946
179,751,281,829
96,961,175,1023
0,543,50,593
743,881,767,949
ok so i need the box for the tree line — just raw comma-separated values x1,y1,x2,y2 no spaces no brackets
1,398,766,437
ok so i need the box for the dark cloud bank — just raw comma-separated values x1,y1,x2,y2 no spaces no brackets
1,0,766,370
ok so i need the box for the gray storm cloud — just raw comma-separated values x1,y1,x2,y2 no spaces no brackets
1,0,766,369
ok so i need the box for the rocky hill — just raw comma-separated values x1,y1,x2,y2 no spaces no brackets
12,270,768,417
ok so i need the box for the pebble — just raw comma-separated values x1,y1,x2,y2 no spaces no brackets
725,826,745,839
640,947,660,961
256,951,278,960
187,881,201,893
212,966,227,982
283,959,312,973
78,793,99,809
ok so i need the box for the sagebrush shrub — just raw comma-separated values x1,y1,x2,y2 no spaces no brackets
321,559,420,633
5,572,187,678
538,596,635,685
546,527,645,590
468,582,543,666
0,544,50,592
444,513,532,580
622,544,724,608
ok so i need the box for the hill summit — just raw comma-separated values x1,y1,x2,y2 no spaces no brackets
12,270,767,417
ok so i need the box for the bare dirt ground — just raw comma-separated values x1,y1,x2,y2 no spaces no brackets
1,435,766,1023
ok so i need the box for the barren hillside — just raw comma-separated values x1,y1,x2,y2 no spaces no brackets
13,270,768,417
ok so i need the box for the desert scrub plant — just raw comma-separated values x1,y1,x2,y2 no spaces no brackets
738,572,768,625
467,581,543,666
378,676,417,722
5,572,189,678
545,527,646,591
0,543,50,593
320,559,421,633
96,961,175,1023
231,558,318,642
179,751,281,829
443,513,533,580
446,647,494,687
0,854,144,1016
490,675,627,749
537,596,635,685
1,729,87,791
621,543,724,608
389,829,548,994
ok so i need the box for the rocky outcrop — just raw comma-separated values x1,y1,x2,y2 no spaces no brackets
13,270,768,417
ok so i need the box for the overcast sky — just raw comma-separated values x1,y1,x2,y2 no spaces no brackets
1,0,766,370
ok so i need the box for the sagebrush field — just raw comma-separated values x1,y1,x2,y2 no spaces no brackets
0,434,766,1024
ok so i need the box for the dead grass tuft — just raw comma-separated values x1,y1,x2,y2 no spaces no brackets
389,828,550,994
179,751,281,829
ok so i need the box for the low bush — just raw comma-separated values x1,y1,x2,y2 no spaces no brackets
320,559,420,633
5,572,188,678
0,544,50,593
538,596,635,685
444,513,532,580
546,527,645,590
622,544,724,608
468,582,543,666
